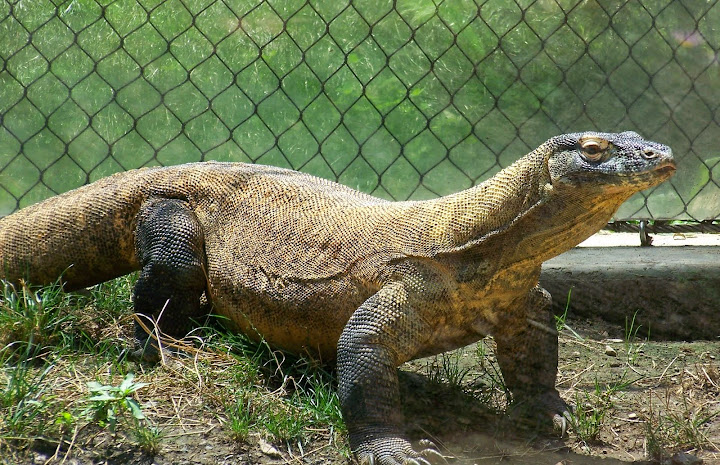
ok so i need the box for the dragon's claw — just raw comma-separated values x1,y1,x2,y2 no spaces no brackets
355,437,448,465
508,390,574,436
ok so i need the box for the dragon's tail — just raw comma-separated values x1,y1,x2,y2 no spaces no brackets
0,170,148,290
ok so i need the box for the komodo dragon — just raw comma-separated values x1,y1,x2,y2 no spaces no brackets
0,131,675,464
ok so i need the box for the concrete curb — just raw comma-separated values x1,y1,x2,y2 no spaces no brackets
540,236,720,341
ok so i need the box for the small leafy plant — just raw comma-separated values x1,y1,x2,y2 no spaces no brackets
83,373,148,434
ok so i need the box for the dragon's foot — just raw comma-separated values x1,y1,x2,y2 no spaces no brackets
508,389,574,437
354,436,448,465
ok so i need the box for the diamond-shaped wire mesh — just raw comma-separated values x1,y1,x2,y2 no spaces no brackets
1,0,719,221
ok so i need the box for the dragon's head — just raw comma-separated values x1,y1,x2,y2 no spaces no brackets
545,131,676,195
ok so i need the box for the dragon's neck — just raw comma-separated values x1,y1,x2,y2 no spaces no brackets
412,147,550,252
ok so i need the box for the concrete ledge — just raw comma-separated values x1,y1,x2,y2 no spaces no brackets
540,242,720,341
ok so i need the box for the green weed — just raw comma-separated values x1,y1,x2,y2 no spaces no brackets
427,348,473,389
571,376,635,443
226,395,255,442
555,289,583,340
89,274,136,320
262,403,308,442
0,280,74,359
294,374,344,428
554,289,571,332
0,277,131,363
624,311,645,367
83,373,148,434
132,423,164,455
214,329,347,452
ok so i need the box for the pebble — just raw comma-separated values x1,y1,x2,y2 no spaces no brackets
259,438,283,458
605,345,618,357
628,412,638,420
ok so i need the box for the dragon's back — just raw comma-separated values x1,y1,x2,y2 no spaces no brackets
194,163,399,283
0,162,407,291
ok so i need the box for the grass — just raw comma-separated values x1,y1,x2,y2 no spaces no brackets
556,313,719,461
426,348,473,389
1,278,718,463
0,358,54,442
645,395,717,460
0,277,349,463
624,310,645,367
570,375,635,443
644,363,720,460
0,280,74,359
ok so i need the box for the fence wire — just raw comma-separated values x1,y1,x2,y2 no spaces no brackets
1,0,719,222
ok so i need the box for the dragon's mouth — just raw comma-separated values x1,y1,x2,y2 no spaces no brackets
653,162,677,178
555,160,676,190
632,161,677,185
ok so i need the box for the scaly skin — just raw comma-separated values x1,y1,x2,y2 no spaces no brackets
0,131,675,463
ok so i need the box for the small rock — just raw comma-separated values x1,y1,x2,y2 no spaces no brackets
671,451,703,465
628,412,638,420
605,345,618,357
610,361,621,367
572,351,581,358
259,438,283,458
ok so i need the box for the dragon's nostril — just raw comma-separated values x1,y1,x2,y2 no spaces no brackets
642,148,658,159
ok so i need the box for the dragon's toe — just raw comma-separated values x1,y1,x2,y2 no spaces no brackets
509,389,574,436
355,436,448,465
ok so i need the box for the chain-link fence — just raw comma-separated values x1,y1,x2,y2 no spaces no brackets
1,0,719,222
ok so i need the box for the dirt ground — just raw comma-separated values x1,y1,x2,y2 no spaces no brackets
8,314,719,465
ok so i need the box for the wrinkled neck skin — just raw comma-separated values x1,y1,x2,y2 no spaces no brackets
414,144,631,267
504,184,631,265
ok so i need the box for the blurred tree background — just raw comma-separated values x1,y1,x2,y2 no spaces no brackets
1,0,718,220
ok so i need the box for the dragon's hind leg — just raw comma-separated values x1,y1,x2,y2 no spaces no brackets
131,198,208,361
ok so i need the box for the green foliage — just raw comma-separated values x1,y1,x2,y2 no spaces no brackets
89,273,136,319
571,375,635,443
644,380,718,459
427,348,473,390
132,424,164,455
226,396,254,442
624,310,646,366
570,381,612,442
554,289,583,340
0,277,135,363
0,280,74,359
222,366,346,445
211,325,346,449
83,373,148,434
0,360,54,439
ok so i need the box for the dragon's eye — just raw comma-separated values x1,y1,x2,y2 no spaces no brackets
580,138,607,161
